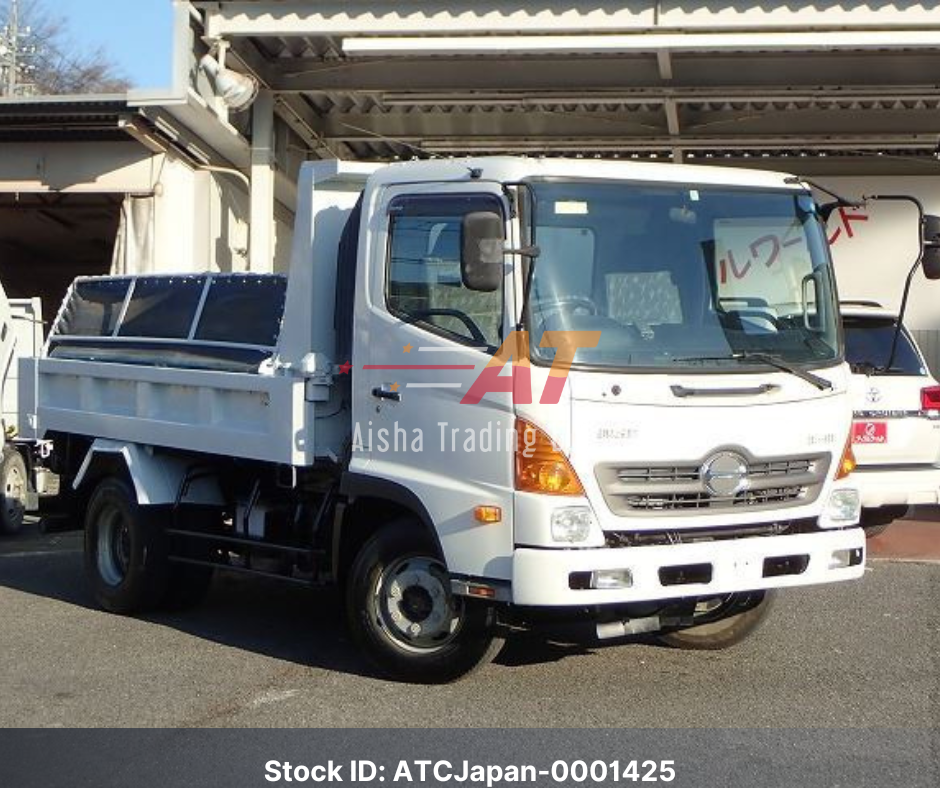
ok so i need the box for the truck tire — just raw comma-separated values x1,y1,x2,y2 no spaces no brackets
84,477,168,615
656,591,774,650
860,506,908,539
0,447,28,535
346,521,504,683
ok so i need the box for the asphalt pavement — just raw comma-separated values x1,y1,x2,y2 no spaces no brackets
0,523,937,729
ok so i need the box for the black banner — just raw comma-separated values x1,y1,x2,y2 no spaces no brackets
0,729,935,788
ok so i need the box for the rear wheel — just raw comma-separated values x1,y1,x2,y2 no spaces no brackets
656,591,774,650
84,477,168,614
861,506,908,539
346,521,504,683
0,446,28,535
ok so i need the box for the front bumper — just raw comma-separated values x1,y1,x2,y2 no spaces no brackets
854,465,940,509
512,528,865,606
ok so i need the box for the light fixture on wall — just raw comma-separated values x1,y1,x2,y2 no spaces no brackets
199,52,259,112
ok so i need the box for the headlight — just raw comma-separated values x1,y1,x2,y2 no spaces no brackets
551,506,594,543
824,489,861,526
591,569,634,589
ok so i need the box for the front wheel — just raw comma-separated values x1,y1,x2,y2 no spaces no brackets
656,591,774,650
346,521,504,683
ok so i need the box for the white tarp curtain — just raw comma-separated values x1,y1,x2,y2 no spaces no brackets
110,195,155,275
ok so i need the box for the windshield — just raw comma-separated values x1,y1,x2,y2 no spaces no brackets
526,181,841,371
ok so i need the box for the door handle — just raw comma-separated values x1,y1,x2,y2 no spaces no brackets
372,386,402,402
671,384,778,398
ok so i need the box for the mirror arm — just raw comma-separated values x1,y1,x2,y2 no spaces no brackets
506,245,541,259
516,252,540,332
817,199,862,222
863,195,926,373
785,176,863,218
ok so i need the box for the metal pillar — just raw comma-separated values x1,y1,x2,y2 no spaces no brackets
249,90,275,272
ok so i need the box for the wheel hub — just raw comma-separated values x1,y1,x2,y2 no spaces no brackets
377,558,461,651
401,585,434,623
97,507,131,587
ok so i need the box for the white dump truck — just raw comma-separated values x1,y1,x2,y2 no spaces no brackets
17,157,888,681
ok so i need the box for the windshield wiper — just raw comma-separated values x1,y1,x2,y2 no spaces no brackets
676,352,833,391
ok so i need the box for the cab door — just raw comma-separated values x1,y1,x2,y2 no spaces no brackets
353,186,517,580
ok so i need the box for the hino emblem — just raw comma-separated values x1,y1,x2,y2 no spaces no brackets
701,451,750,498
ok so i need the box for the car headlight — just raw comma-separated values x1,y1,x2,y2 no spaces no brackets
823,489,861,526
551,506,595,543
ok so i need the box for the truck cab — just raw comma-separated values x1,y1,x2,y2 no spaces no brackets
334,158,865,672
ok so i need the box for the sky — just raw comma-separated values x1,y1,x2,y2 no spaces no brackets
52,0,175,88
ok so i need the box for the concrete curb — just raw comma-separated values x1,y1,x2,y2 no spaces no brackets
867,518,940,563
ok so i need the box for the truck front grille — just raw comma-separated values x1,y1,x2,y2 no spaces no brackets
623,485,804,511
604,518,819,547
596,452,830,517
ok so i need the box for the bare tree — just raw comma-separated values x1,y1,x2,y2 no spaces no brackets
1,0,130,96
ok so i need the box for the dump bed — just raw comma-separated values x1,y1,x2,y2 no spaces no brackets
18,273,332,466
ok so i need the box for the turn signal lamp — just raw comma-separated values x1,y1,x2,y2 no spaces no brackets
515,418,585,495
474,506,502,524
835,437,857,480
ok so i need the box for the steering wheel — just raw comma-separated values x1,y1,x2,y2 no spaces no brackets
531,295,600,321
720,308,782,332
410,309,489,345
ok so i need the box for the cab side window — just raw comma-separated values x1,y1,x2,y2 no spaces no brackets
386,194,503,348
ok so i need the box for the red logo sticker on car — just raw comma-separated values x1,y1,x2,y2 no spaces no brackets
852,421,888,444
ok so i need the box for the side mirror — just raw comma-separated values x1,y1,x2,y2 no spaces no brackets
923,214,940,280
461,212,505,292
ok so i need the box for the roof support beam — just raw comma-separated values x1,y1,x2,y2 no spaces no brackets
224,40,354,160
262,52,940,93
318,111,666,142
375,88,940,108
664,99,681,135
657,50,673,82
417,134,939,154
250,90,275,273
341,31,940,57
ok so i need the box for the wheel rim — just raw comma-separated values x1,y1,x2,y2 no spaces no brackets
678,592,763,629
372,556,462,652
3,464,25,523
97,505,131,587
692,595,735,620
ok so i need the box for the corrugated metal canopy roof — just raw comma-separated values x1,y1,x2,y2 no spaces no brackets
194,1,940,168
0,97,131,142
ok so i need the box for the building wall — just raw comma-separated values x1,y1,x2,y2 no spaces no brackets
0,140,293,280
